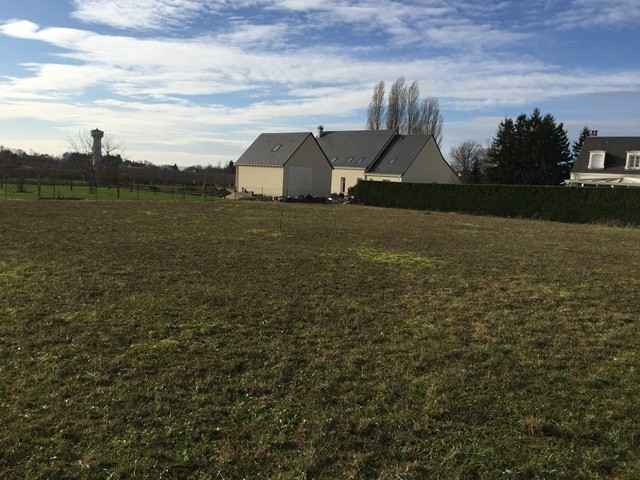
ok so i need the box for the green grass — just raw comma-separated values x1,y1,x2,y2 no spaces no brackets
0,182,211,201
1,200,640,478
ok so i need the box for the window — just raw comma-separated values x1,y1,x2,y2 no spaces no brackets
626,151,640,170
388,158,398,165
340,177,346,193
330,156,338,163
588,150,605,169
271,144,281,152
345,157,354,164
356,157,365,164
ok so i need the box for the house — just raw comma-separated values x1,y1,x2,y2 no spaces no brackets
566,133,640,187
235,132,332,197
315,125,458,194
235,126,459,197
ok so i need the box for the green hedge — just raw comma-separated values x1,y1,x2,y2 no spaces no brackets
353,181,640,225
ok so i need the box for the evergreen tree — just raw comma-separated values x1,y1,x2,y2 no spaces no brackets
572,126,590,160
486,108,572,185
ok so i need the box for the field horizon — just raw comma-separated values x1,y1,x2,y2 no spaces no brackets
1,199,639,478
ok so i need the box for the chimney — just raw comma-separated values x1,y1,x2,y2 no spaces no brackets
317,125,324,138
590,130,598,137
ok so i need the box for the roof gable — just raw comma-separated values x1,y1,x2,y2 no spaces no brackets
317,130,396,169
236,132,313,166
572,136,640,174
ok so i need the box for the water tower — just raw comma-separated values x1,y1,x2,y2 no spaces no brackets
91,128,104,164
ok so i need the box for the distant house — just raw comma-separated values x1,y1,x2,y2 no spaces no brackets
235,132,332,197
566,133,640,187
235,126,459,197
315,125,458,194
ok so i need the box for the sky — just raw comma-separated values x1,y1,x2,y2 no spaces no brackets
1,0,639,168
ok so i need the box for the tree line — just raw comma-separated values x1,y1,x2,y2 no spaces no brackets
450,112,589,185
0,136,235,189
0,148,235,188
366,77,443,145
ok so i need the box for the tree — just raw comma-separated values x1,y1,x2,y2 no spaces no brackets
67,130,127,195
485,108,572,185
572,125,590,161
385,76,407,131
405,81,421,134
366,80,386,130
366,77,443,144
418,96,443,145
224,160,235,174
450,140,487,183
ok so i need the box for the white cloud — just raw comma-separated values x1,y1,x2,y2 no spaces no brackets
0,1,638,167
552,0,640,29
71,0,206,30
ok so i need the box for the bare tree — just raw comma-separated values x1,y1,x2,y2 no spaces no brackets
405,81,421,135
366,77,443,142
418,97,443,145
67,130,94,160
366,80,386,130
67,129,126,196
386,76,407,131
103,133,126,159
450,140,486,183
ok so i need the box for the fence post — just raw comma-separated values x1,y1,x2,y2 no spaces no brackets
201,179,206,212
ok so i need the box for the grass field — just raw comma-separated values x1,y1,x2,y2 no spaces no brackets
1,199,639,479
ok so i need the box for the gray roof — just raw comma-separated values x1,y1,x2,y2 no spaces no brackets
367,135,431,175
236,132,315,166
317,130,396,169
572,136,640,174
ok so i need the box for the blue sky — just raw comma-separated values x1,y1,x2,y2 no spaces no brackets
1,0,639,167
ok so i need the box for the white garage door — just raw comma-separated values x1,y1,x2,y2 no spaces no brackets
287,166,313,196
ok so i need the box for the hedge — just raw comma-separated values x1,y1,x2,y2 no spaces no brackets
353,181,640,225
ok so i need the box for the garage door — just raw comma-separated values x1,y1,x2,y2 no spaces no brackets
287,166,313,196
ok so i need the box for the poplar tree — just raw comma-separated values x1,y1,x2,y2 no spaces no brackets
366,80,386,130
366,77,443,145
386,76,407,131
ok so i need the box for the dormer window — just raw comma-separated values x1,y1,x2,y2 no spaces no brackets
626,151,640,170
588,150,605,169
